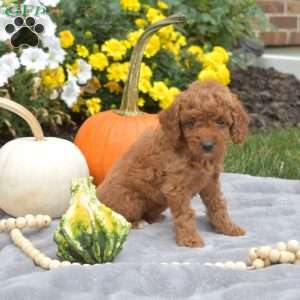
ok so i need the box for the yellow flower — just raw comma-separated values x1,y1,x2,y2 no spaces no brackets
140,62,152,80
127,29,144,48
187,45,204,62
158,25,174,42
121,40,132,49
105,81,123,94
215,64,231,85
159,87,180,109
198,68,219,82
213,46,230,64
146,7,165,23
107,62,129,82
163,41,180,56
120,0,141,12
202,51,226,68
59,30,75,48
176,34,187,47
144,34,160,58
86,97,102,116
138,97,145,107
135,18,147,28
139,78,152,93
66,61,79,75
101,39,127,61
88,53,108,71
41,67,65,89
76,44,89,58
72,98,85,113
150,81,169,101
157,1,168,10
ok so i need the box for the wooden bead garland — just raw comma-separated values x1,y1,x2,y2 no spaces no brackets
0,215,92,270
205,240,300,271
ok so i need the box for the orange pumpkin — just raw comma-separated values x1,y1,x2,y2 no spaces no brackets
75,15,185,185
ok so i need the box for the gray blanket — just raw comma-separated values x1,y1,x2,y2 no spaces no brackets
1,173,300,300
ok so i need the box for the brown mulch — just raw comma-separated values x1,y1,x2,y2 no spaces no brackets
230,66,300,130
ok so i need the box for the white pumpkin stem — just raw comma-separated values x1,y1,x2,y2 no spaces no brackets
0,97,44,141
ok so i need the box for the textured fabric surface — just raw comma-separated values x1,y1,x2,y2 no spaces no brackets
0,173,300,300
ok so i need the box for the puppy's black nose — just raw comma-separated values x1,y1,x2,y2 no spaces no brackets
201,141,215,152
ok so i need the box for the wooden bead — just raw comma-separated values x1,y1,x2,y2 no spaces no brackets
294,259,300,265
61,261,72,267
276,242,287,252
29,248,41,258
10,228,21,238
35,215,46,228
40,257,52,269
257,246,271,259
214,262,224,268
269,249,281,263
0,220,7,232
264,258,271,267
279,251,290,263
235,261,247,270
6,218,16,231
25,214,36,228
49,260,61,270
288,252,296,263
224,261,236,269
16,217,26,229
252,259,264,269
34,254,47,265
43,216,52,227
22,244,34,255
248,248,257,261
287,240,299,253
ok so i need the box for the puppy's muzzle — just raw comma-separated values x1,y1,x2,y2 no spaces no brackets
201,141,215,152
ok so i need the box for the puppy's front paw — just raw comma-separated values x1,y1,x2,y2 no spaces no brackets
176,233,204,248
216,223,246,236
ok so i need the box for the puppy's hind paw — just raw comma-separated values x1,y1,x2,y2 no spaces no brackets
216,223,246,236
132,220,149,229
176,234,205,248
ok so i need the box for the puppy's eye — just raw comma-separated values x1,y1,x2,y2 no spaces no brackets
216,119,226,128
184,120,195,129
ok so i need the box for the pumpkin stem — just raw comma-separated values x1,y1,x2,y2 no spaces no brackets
116,14,186,117
0,97,45,141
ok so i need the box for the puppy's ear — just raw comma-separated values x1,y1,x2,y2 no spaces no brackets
230,95,250,144
159,100,182,149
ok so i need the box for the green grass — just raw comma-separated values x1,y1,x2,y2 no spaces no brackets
224,128,300,180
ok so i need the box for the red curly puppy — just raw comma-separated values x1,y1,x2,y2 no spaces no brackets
97,80,249,247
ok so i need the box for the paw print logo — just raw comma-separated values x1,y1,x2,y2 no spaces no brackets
5,16,44,48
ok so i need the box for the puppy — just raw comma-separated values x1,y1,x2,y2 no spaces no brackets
97,80,249,247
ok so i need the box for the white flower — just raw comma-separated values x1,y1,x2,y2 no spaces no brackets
40,0,60,7
0,52,20,76
76,59,92,85
42,35,61,50
0,52,20,87
47,48,65,69
24,0,42,5
0,15,12,42
0,67,10,87
61,72,80,108
35,14,56,37
20,47,49,72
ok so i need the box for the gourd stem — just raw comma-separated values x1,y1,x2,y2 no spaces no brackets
117,14,186,116
0,97,44,141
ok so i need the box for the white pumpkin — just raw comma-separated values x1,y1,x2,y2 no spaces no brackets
0,97,89,218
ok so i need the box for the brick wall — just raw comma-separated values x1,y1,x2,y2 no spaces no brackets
258,0,300,46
